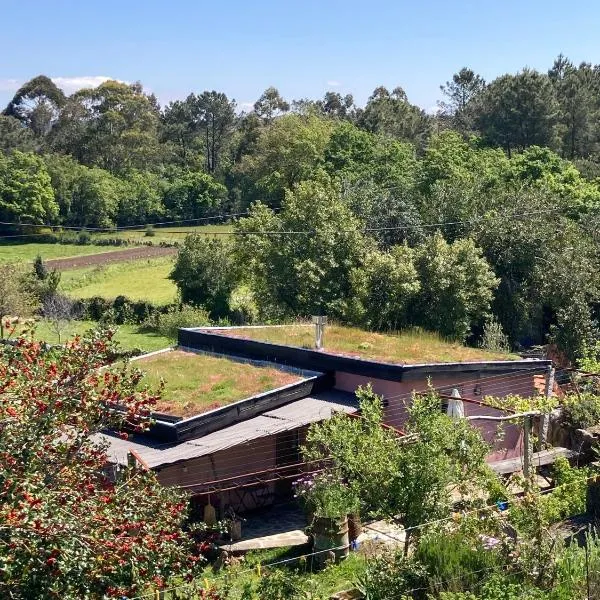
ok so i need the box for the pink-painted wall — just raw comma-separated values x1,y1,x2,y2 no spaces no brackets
334,371,534,462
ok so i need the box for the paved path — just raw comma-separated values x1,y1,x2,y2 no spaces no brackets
46,245,176,270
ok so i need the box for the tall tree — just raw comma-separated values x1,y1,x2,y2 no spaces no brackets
474,69,560,155
253,87,290,122
438,67,486,133
3,75,66,139
549,55,600,159
360,86,431,149
162,92,236,173
51,81,161,173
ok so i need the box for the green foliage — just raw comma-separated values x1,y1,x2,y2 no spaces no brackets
0,151,58,223
170,235,239,318
304,385,493,552
356,551,427,600
349,245,420,330
412,232,499,341
234,113,333,206
415,530,504,595
236,180,368,319
145,304,211,341
163,169,226,220
0,332,203,598
562,392,600,429
479,316,511,353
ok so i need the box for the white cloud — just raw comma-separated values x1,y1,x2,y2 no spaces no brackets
426,104,441,115
326,80,341,87
0,78,21,92
51,76,127,95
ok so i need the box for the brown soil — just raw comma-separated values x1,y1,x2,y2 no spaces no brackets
45,246,177,270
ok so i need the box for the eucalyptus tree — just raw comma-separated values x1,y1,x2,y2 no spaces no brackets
3,75,66,139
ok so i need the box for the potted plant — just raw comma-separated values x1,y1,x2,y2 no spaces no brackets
294,472,359,565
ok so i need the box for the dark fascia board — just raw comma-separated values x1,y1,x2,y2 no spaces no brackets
178,328,552,383
149,371,332,443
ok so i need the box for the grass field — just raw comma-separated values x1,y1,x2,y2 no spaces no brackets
60,257,178,304
93,223,232,244
218,324,519,364
22,320,173,351
0,243,124,263
135,349,300,417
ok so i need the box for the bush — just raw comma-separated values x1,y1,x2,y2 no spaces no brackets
228,285,259,325
144,224,155,237
145,305,211,341
479,316,511,353
355,551,427,600
562,393,600,429
77,229,92,244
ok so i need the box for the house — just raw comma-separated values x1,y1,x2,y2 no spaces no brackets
98,324,553,517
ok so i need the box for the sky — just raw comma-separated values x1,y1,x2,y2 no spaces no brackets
2,0,600,112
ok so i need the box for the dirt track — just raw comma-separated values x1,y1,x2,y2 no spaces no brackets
45,246,177,270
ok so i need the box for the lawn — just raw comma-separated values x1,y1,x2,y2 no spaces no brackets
0,242,123,263
216,324,520,364
60,257,178,304
135,349,301,417
29,320,173,352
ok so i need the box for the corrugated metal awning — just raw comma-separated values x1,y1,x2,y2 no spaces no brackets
95,390,358,469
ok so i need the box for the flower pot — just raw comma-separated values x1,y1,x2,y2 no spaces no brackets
312,515,349,567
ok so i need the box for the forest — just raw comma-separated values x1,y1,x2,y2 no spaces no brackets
2,54,600,362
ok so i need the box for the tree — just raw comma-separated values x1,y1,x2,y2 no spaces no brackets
69,166,123,228
360,86,431,149
162,92,236,173
0,263,38,338
233,113,333,207
349,245,421,330
3,75,66,139
549,55,600,159
163,169,226,220
170,235,239,318
253,87,290,122
52,81,161,173
235,179,369,319
0,115,35,153
412,233,499,341
0,331,202,598
0,151,58,224
303,385,492,554
438,67,486,133
23,255,61,303
41,293,79,343
474,69,560,155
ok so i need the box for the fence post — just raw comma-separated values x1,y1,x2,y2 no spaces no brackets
540,366,555,447
523,415,532,482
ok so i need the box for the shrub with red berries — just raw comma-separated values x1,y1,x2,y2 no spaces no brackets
0,329,204,598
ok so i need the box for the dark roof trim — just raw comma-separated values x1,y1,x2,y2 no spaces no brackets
178,328,552,383
148,371,332,443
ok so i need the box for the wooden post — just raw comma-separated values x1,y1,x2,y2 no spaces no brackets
540,366,555,447
523,415,532,482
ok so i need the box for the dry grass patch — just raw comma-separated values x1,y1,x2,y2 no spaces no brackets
137,350,300,417
219,324,519,364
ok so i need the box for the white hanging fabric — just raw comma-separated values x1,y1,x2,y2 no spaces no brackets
447,388,465,419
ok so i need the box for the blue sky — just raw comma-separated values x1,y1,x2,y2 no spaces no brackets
2,0,600,112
